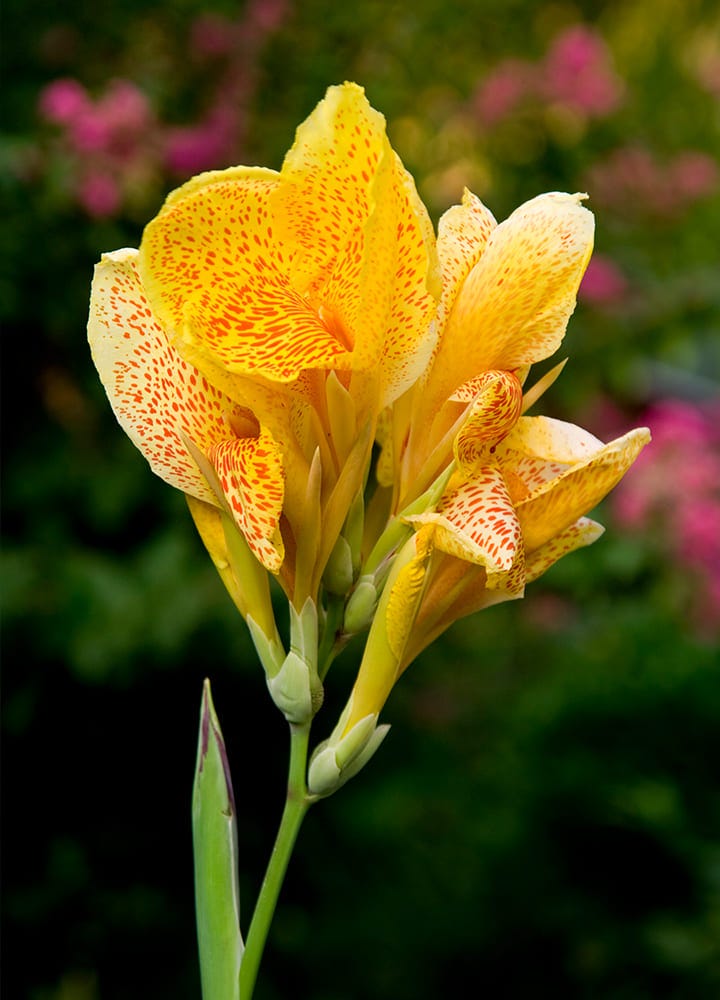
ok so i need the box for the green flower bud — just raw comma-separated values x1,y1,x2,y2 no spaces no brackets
344,576,378,635
323,535,354,595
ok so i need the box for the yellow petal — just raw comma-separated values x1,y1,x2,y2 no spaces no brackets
276,84,440,402
376,153,441,403
139,83,438,401
503,414,605,463
428,192,594,406
88,248,232,503
452,370,524,468
517,427,651,551
408,464,521,571
186,496,281,642
436,187,496,333
138,169,351,381
208,431,285,572
524,517,605,583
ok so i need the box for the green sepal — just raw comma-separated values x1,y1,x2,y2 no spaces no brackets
267,651,313,724
192,680,243,1000
265,599,323,720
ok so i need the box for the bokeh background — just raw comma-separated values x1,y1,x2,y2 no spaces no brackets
3,1,720,997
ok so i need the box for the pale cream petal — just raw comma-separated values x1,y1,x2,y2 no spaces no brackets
518,427,651,551
435,187,497,340
88,248,231,503
408,465,521,571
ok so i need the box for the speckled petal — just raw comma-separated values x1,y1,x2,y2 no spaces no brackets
430,192,594,404
436,188,497,332
138,83,438,397
88,248,233,503
408,465,521,571
502,415,605,463
525,517,605,583
277,86,440,400
517,427,651,551
138,169,350,381
453,370,524,468
208,433,285,572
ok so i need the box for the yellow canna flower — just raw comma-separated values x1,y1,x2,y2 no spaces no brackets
88,83,440,612
327,187,650,752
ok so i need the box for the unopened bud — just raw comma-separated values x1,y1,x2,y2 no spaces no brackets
344,576,378,634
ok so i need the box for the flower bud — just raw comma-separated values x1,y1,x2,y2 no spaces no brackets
343,576,378,635
307,711,390,797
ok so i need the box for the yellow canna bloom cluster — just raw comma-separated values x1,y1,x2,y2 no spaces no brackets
88,83,649,781
89,82,439,619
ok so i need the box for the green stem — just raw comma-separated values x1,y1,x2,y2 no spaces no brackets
238,722,313,1000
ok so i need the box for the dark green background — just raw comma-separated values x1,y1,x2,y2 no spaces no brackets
3,1,719,997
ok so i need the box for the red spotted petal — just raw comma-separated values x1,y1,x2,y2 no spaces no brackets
408,465,521,571
208,433,285,572
88,248,234,502
453,370,524,468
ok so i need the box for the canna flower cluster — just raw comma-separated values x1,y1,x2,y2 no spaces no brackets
88,82,649,791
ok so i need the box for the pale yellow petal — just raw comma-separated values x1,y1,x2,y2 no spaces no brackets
429,192,594,405
524,517,605,583
502,415,605,463
517,427,651,551
436,187,497,331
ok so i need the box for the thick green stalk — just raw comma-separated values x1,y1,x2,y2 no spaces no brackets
238,722,313,1000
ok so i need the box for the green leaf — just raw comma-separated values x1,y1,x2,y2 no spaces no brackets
192,680,243,1000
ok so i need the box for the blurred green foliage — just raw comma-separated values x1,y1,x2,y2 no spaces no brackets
2,0,719,997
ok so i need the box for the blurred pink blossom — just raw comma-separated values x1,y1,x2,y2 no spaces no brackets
164,106,239,175
190,13,239,58
248,0,289,33
587,145,719,218
474,59,536,126
474,23,623,128
39,78,90,124
36,1,290,218
612,399,720,632
579,254,628,306
671,151,720,199
541,25,624,116
77,171,122,217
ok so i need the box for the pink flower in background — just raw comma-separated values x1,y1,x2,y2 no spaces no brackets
671,151,720,199
587,145,719,218
473,23,623,128
164,106,240,175
541,25,624,116
39,78,90,124
613,399,720,632
77,171,122,218
36,1,290,218
248,0,288,33
579,254,628,306
474,58,536,126
190,13,239,58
